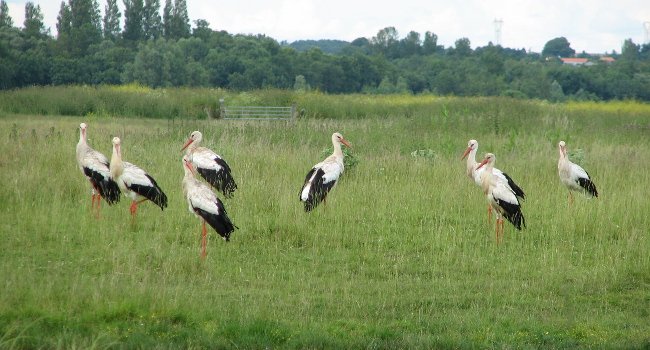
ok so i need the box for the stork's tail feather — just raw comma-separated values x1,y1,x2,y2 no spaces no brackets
303,197,320,212
129,183,168,210
504,211,525,230
152,191,168,210
502,172,525,200
510,183,526,200
195,208,237,241
84,167,121,205
578,178,598,198
496,199,525,230
99,179,121,205
198,168,238,198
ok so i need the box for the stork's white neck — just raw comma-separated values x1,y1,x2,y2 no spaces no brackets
332,140,343,158
185,141,198,154
110,143,124,178
78,128,87,146
466,148,477,174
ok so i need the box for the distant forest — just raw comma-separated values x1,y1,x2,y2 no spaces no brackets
1,0,649,101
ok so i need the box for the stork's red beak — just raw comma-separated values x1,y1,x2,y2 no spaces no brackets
184,160,195,174
181,138,193,151
341,138,352,148
461,146,472,160
476,158,488,170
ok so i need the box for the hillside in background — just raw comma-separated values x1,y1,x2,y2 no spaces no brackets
287,39,351,54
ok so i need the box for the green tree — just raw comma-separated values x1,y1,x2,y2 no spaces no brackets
16,2,52,87
69,0,102,56
293,74,309,91
143,0,162,39
542,37,575,58
123,0,144,42
451,37,472,56
621,38,639,61
549,79,565,102
192,19,211,40
0,0,13,28
371,27,398,57
103,0,121,40
0,26,21,88
23,2,47,38
422,31,438,55
55,1,72,54
170,0,190,39
479,44,505,75
376,76,394,93
162,0,171,38
123,38,185,86
90,40,132,83
400,31,421,57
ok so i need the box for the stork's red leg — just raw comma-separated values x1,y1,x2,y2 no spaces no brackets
568,192,574,206
129,199,148,217
499,218,504,242
488,205,492,224
201,220,207,259
94,195,102,219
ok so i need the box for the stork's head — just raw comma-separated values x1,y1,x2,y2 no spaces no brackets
332,132,351,148
461,139,478,160
476,152,495,170
79,123,87,139
182,130,203,151
182,155,194,174
558,141,567,157
112,137,121,156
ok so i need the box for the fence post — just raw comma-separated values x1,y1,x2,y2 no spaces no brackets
291,104,297,121
218,98,225,119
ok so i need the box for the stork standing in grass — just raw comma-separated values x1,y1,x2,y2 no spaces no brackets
558,141,598,204
461,139,525,222
300,132,352,212
181,131,237,198
76,123,121,217
110,137,168,218
182,156,236,258
476,153,525,243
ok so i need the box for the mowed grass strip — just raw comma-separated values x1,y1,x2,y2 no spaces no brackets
0,108,648,349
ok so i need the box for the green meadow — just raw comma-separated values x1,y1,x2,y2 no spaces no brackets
0,90,649,348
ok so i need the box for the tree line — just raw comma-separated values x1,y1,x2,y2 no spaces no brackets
1,0,649,101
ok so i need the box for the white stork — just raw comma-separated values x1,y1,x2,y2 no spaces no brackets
182,156,237,258
110,137,168,218
461,139,525,221
181,131,237,198
76,123,121,216
476,153,525,243
300,132,351,212
558,141,598,204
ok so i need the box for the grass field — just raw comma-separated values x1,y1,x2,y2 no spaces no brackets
0,96,649,348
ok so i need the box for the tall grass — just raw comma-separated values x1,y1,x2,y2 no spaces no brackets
8,85,650,122
0,97,649,348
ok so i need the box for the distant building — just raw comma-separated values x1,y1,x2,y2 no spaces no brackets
559,56,615,66
560,58,591,66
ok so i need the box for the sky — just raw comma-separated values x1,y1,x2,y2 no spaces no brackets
5,0,650,53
